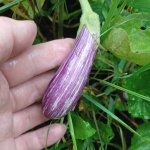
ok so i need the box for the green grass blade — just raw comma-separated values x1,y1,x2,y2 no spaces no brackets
101,0,120,33
0,0,25,13
112,0,128,22
92,78,150,102
133,63,150,75
82,93,140,137
68,112,78,150
49,0,65,14
118,0,128,15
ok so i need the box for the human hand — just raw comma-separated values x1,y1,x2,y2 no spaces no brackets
0,17,74,150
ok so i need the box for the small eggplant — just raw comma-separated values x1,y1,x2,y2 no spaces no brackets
42,0,100,119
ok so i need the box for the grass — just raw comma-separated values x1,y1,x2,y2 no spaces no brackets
0,0,25,13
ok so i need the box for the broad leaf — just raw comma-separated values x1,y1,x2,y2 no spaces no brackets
89,0,104,20
71,113,96,140
102,14,150,65
129,122,150,150
97,122,114,144
128,0,150,13
124,69,150,119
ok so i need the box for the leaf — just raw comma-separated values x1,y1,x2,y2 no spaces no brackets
68,112,77,150
128,0,150,13
98,122,114,144
3,0,45,19
95,51,119,69
124,69,150,119
35,0,45,10
71,112,96,140
89,0,104,20
115,96,126,111
83,93,140,136
22,0,45,18
48,143,68,150
0,0,25,13
102,14,150,65
129,122,150,150
76,139,92,150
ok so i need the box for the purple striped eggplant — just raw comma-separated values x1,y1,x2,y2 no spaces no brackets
42,0,100,119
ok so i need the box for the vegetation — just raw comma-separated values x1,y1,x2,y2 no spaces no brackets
0,0,150,149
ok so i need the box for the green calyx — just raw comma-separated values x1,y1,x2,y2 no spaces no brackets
78,0,100,44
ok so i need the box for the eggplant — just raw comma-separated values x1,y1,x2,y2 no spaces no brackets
42,0,100,119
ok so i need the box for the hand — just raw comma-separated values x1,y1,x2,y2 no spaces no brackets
0,17,74,150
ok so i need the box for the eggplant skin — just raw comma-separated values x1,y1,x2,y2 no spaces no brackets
42,26,97,119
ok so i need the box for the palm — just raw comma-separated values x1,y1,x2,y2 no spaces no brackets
0,72,16,149
0,17,73,150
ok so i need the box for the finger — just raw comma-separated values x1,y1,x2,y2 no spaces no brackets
13,104,48,137
0,138,16,150
11,72,54,112
0,71,10,112
0,17,37,63
1,38,74,87
15,124,66,150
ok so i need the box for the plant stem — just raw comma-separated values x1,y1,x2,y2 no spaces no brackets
78,0,100,44
92,78,150,102
52,10,57,39
83,93,141,137
79,0,93,14
58,0,64,38
118,126,127,150
92,110,104,150
68,113,78,150
45,121,52,150
67,9,81,20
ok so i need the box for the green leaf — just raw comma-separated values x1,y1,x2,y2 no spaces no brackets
33,37,42,45
48,143,68,150
83,93,140,137
128,0,150,13
3,0,45,19
115,96,126,111
98,122,114,144
76,139,92,150
0,0,25,13
95,51,119,69
36,0,45,10
124,69,150,119
71,112,96,140
89,0,104,20
68,112,77,150
129,122,150,150
22,0,45,18
102,14,150,65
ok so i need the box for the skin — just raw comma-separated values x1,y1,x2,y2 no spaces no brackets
0,17,74,150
